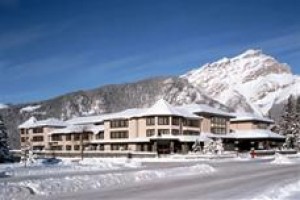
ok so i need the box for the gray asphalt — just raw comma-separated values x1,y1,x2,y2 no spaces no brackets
49,160,300,200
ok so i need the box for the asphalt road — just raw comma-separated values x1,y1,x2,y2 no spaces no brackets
50,160,300,200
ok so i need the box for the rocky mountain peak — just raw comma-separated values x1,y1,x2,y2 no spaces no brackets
182,49,299,116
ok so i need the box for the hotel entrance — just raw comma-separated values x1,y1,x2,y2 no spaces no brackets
151,139,182,154
157,140,171,154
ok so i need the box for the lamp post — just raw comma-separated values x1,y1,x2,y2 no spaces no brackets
250,141,255,159
234,140,239,157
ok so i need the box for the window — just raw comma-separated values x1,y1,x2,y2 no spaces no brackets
82,133,89,140
32,127,43,133
110,131,128,139
74,134,80,141
99,145,105,151
211,128,226,134
183,119,200,127
32,136,44,142
95,132,104,139
158,129,169,136
32,146,44,151
211,117,227,134
146,129,155,137
172,129,180,135
183,131,200,136
66,145,72,151
111,144,128,151
172,117,180,125
51,146,62,151
110,120,128,128
158,117,169,125
21,137,27,143
146,117,155,125
51,134,62,141
20,129,26,134
74,145,80,151
66,135,72,141
255,123,268,129
94,122,104,125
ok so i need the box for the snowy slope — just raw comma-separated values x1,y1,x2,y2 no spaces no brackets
0,103,8,109
181,49,300,116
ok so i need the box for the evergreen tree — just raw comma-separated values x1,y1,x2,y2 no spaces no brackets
0,116,11,163
278,95,300,150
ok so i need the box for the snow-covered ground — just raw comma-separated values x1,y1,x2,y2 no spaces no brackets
250,177,300,200
1,154,300,200
270,154,295,165
0,158,215,200
0,157,141,177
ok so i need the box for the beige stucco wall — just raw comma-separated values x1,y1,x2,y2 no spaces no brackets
230,121,271,131
20,126,58,150
137,118,147,137
201,117,211,133
230,122,255,130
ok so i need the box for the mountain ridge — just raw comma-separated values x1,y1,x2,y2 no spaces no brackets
181,49,300,116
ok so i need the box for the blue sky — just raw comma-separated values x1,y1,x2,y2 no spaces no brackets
0,0,299,104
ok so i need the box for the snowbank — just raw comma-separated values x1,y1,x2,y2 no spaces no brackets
0,158,142,177
250,179,300,200
271,154,294,165
0,164,215,199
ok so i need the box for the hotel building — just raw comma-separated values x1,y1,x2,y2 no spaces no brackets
19,99,284,155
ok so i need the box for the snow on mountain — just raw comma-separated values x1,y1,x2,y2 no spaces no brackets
181,49,300,116
20,105,41,113
0,103,8,109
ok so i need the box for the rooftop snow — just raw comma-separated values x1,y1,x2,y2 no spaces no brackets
226,129,284,139
139,99,200,119
231,113,274,123
177,103,234,117
19,117,68,129
66,114,111,125
49,124,104,135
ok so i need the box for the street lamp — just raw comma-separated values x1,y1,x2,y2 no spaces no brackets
234,140,239,157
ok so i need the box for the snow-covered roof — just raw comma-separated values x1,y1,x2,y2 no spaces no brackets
226,129,285,140
106,108,147,120
19,117,67,129
49,124,104,135
66,114,110,125
139,99,200,119
230,113,274,123
177,104,234,118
